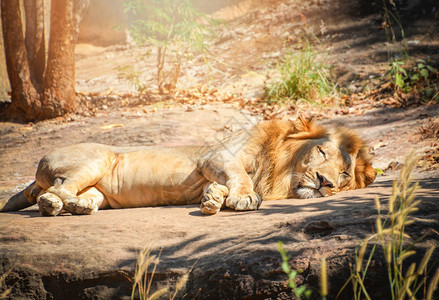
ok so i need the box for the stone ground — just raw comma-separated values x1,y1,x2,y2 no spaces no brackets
1,174,439,299
1,0,439,298
1,104,439,299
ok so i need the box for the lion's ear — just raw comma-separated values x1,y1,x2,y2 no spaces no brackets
339,128,363,155
354,148,377,188
286,117,326,140
363,164,377,186
294,116,313,132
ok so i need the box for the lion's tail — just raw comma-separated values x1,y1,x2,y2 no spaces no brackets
0,181,39,212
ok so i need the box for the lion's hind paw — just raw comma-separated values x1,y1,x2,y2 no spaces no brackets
37,192,64,216
201,182,228,215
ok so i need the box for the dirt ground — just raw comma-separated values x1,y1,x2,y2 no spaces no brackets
1,0,439,298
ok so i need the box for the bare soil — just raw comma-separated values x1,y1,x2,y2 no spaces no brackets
1,0,439,299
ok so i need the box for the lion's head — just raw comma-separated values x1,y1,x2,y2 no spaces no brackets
251,117,376,200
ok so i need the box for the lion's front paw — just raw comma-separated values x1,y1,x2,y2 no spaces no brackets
37,192,63,216
201,182,229,215
63,197,99,215
226,191,262,211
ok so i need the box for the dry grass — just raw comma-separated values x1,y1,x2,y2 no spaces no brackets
131,246,188,300
341,152,439,300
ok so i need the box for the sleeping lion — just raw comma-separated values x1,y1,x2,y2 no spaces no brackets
1,117,376,216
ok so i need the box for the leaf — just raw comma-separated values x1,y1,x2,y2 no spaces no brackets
100,124,124,130
288,270,297,279
410,73,420,82
297,285,307,296
425,88,433,98
375,168,384,175
399,67,407,76
288,281,296,289
427,65,436,73
282,261,291,274
420,68,429,80
395,73,404,88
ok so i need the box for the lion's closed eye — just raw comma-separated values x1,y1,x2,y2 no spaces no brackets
341,171,350,178
317,146,326,159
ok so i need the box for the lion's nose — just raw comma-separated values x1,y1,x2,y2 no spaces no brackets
316,172,334,188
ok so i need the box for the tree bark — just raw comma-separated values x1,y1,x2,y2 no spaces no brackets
1,0,42,120
42,0,90,116
73,0,91,43
1,0,89,121
43,0,77,115
24,0,45,92
0,4,10,102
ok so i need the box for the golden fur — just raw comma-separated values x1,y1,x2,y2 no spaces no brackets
248,118,375,200
0,118,376,216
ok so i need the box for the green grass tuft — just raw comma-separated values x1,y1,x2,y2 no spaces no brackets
263,39,338,105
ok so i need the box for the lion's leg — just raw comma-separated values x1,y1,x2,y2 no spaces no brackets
199,167,262,211
38,174,95,215
201,182,229,215
38,182,83,216
33,144,115,216
63,187,105,215
37,186,105,216
38,159,111,216
198,144,262,212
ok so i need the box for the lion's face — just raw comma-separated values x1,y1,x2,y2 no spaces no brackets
293,138,358,198
255,118,376,200
291,126,376,199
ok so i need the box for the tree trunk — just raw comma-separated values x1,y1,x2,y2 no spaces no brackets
1,0,89,121
0,4,10,103
42,0,90,116
24,0,45,93
72,0,91,43
43,0,77,116
1,0,42,120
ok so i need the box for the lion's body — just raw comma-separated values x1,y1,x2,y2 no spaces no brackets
1,118,377,216
37,144,209,208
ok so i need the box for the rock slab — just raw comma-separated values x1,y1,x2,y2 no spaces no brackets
1,176,439,299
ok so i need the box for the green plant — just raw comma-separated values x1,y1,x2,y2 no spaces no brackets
278,241,312,299
123,0,219,92
409,59,439,99
386,59,408,90
116,64,148,93
382,0,409,58
341,153,439,300
386,58,438,96
382,1,439,101
263,38,337,104
131,247,188,300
